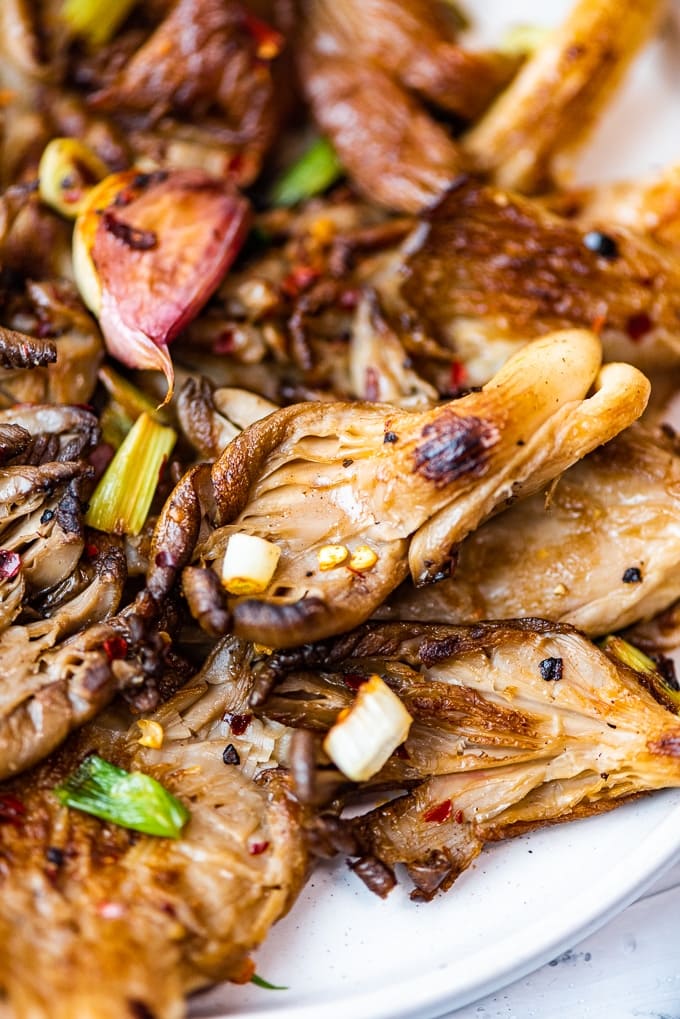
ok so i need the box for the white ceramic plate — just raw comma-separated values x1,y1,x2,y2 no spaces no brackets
191,2,680,1016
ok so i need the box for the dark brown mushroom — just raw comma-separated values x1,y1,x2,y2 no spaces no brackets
0,326,57,369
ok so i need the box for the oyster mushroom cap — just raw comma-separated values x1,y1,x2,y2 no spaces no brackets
148,329,649,647
0,637,307,1018
259,618,680,899
399,177,680,381
381,423,680,636
298,0,518,211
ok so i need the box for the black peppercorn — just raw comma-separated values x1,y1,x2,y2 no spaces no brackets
539,657,563,681
622,567,642,583
222,743,241,766
583,230,619,259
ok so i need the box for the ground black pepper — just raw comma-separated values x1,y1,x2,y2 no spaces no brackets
222,743,241,766
539,657,563,681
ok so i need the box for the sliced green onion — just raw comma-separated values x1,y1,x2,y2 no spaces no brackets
323,675,413,782
61,0,138,47
270,138,342,207
221,532,281,596
499,23,551,56
99,365,167,423
601,635,680,712
85,412,176,535
250,974,288,991
55,754,189,838
38,138,108,219
99,400,134,449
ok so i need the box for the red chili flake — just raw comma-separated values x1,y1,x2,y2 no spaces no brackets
112,187,135,208
103,635,128,662
590,313,607,335
339,288,360,310
36,319,56,338
97,900,125,919
213,329,235,355
364,366,380,402
227,152,244,177
154,550,177,569
242,11,284,59
224,712,252,736
450,360,467,390
423,799,452,824
343,673,368,692
280,264,320,298
85,543,100,560
0,794,26,824
626,312,653,342
249,840,270,856
0,550,21,581
62,187,83,205
88,442,114,480
454,809,464,824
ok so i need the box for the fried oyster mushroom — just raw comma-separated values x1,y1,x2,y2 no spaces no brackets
381,424,680,637
400,178,680,383
260,619,680,899
463,0,663,192
0,279,103,407
0,637,307,1019
148,329,649,647
297,0,517,212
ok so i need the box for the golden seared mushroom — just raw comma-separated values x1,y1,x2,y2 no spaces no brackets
381,424,680,637
400,178,680,382
259,619,680,900
348,291,438,409
0,403,101,607
0,459,87,632
0,403,100,462
463,0,663,192
148,329,649,648
0,326,57,371
0,423,31,466
0,637,307,1019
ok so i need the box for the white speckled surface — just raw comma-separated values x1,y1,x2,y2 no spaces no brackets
445,860,680,1019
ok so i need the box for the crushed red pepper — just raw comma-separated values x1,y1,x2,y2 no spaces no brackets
423,799,452,824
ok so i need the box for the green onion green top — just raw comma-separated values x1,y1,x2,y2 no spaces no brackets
55,753,190,838
251,974,288,991
61,0,138,46
270,138,343,207
601,635,680,713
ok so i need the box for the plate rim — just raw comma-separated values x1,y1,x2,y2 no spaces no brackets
198,791,680,1019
